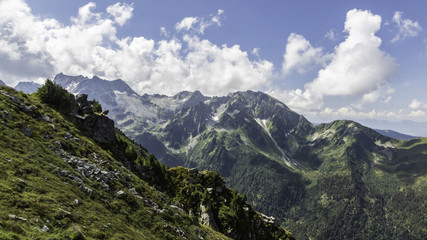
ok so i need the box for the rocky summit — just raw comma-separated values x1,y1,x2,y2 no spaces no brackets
0,83,295,240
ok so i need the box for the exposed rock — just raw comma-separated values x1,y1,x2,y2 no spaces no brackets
69,93,116,144
64,132,73,140
39,225,49,232
116,190,125,197
200,202,219,231
261,213,276,224
80,185,93,196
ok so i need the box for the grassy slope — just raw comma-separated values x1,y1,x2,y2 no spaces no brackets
0,86,294,240
282,120,427,239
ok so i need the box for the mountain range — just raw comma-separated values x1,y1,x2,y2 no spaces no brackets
0,84,294,239
14,81,41,94
52,74,427,239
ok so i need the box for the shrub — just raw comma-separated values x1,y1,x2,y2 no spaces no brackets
92,99,102,113
36,79,71,113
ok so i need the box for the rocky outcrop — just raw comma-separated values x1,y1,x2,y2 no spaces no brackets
200,202,219,231
69,93,116,144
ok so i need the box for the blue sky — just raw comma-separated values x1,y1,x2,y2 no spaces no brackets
1,0,427,134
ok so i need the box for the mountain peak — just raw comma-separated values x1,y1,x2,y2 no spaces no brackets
14,81,42,94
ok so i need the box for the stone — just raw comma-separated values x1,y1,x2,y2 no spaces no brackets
75,94,89,105
2,110,13,120
64,132,73,140
74,199,79,205
40,114,51,122
22,105,37,114
80,185,93,196
116,190,125,197
39,225,49,232
90,115,116,143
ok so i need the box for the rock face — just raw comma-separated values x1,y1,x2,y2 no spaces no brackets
200,202,219,231
69,93,116,144
0,80,5,86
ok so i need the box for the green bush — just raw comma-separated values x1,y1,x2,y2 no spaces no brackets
92,99,102,113
36,79,71,113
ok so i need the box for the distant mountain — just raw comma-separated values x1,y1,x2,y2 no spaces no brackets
375,129,418,140
357,118,427,137
0,79,5,86
54,73,427,239
0,85,294,240
14,81,41,93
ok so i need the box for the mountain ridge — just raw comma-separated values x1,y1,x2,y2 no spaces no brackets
53,73,427,239
0,84,295,240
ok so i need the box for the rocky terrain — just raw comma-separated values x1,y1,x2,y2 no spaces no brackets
53,74,427,239
0,83,295,240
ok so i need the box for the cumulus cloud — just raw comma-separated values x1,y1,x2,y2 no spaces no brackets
408,110,426,117
269,89,323,115
175,17,198,32
307,9,398,98
391,11,422,43
277,9,398,115
282,33,329,77
409,99,427,110
106,2,133,26
0,1,271,96
175,9,224,34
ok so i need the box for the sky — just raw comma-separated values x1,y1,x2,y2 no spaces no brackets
1,0,427,135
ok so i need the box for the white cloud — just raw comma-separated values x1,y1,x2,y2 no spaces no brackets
408,110,426,117
175,9,224,34
391,11,422,43
160,26,168,37
277,9,398,114
71,2,100,25
106,2,133,26
325,29,337,41
0,1,272,96
320,106,402,120
282,33,329,77
307,9,398,98
409,99,427,110
175,17,198,32
269,89,322,114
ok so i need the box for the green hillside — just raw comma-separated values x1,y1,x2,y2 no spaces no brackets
0,84,294,240
133,91,427,239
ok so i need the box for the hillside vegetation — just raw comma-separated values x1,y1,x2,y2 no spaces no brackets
0,83,294,240
52,74,427,239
